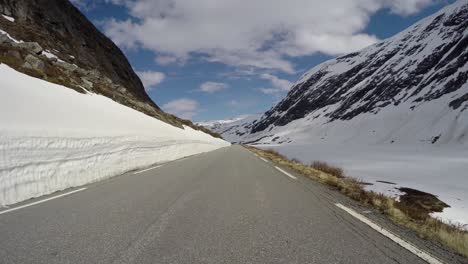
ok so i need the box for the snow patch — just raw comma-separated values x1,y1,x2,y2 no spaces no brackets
42,50,65,62
1,14,14,22
0,29,22,43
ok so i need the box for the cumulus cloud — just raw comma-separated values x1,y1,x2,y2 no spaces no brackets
258,73,293,95
102,0,436,73
259,88,282,95
260,74,293,91
136,70,165,90
385,0,434,15
155,55,179,65
199,82,229,93
227,100,240,107
162,98,199,120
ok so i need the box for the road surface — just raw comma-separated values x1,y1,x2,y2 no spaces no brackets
0,146,461,263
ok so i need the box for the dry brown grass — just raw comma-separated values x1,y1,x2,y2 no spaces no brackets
244,145,468,257
311,161,344,178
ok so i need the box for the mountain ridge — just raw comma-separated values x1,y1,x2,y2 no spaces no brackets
204,1,468,145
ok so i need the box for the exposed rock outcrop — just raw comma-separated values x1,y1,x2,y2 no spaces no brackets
0,0,150,105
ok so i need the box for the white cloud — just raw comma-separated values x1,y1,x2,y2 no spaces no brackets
259,88,282,95
103,0,436,73
136,70,165,90
162,98,199,119
155,55,179,65
199,82,229,93
260,73,293,91
227,100,240,107
385,0,434,15
258,73,293,95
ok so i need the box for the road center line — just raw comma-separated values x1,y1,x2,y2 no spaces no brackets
259,157,269,163
335,203,444,264
0,188,87,216
275,166,297,180
133,165,162,175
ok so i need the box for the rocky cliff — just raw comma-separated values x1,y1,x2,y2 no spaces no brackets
0,0,151,103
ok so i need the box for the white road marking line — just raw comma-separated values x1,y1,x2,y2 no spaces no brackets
260,157,269,163
133,165,162,175
0,188,87,216
275,166,297,180
335,203,444,264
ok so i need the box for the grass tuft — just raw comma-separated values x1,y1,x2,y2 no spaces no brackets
311,160,344,178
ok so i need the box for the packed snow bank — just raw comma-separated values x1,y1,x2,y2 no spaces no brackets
259,143,468,228
0,64,229,206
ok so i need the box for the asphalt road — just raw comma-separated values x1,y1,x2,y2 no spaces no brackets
0,145,459,263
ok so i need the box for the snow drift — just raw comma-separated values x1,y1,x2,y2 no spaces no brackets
0,64,229,206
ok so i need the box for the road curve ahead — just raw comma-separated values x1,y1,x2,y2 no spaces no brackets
0,146,452,263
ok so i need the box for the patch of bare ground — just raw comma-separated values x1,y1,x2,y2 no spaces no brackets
244,145,468,258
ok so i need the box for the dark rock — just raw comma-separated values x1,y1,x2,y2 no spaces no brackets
54,60,78,72
6,49,21,60
15,42,43,54
80,77,93,90
0,33,12,44
22,54,45,71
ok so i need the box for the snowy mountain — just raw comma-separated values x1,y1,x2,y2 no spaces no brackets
211,1,468,146
197,115,262,141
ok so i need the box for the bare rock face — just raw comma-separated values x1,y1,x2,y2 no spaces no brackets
55,60,78,72
22,54,45,71
0,33,11,44
16,42,42,54
0,0,157,109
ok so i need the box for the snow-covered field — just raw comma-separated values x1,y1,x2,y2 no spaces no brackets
258,143,468,227
0,64,229,206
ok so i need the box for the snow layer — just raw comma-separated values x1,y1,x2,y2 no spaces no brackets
1,14,14,22
0,64,229,206
0,29,22,43
41,50,64,62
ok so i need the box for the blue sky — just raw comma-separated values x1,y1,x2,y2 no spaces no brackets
72,0,455,122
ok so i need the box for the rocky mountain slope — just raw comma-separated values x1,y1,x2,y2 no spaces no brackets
0,0,220,138
207,1,468,145
0,0,148,103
